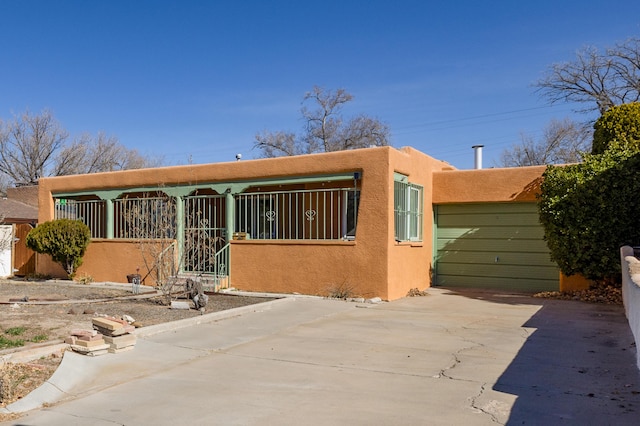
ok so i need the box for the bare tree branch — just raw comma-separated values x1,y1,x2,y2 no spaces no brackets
0,110,68,184
536,38,640,114
499,118,592,167
254,86,390,157
0,110,163,186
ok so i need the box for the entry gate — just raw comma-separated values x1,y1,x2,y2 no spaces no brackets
182,195,228,282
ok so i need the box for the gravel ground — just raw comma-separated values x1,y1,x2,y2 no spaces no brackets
0,278,277,413
0,279,275,342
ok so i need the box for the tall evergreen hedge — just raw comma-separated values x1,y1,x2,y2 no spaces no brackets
538,142,640,282
592,102,640,154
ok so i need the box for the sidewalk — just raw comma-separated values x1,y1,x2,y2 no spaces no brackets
4,288,640,425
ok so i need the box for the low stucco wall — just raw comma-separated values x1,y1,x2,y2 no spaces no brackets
620,246,640,371
38,240,170,286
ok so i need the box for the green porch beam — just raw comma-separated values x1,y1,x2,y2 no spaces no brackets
51,172,362,200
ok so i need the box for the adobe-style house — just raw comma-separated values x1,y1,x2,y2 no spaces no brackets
35,146,567,300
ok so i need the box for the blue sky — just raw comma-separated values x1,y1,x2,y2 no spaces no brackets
1,1,639,170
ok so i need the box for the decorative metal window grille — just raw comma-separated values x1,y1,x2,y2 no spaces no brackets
394,180,423,242
54,199,106,238
235,188,359,240
113,195,176,239
183,195,227,274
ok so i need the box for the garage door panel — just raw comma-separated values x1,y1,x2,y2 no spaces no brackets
437,213,541,227
437,251,554,267
437,263,559,281
435,203,559,292
436,238,551,254
435,275,558,292
437,226,545,240
437,203,539,215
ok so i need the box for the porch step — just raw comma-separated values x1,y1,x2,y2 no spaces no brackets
173,274,230,293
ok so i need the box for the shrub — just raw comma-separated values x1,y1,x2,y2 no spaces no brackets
26,219,91,278
5,327,25,336
538,142,640,282
592,102,640,154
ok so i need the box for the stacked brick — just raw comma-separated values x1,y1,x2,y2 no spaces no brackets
66,316,137,356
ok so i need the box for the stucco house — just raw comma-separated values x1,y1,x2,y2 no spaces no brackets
35,146,565,300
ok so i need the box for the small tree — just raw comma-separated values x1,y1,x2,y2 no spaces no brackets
26,219,91,278
592,102,640,154
537,142,640,282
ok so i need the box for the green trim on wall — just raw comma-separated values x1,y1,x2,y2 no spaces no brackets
51,172,362,199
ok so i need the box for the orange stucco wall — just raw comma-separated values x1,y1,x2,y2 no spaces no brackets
37,147,452,300
432,165,546,204
560,273,591,292
76,240,168,285
35,240,166,285
386,147,452,300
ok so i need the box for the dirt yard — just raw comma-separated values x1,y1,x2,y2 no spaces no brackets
0,278,276,414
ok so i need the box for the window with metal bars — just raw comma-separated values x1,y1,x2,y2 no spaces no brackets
54,198,106,238
113,193,176,239
394,180,423,242
234,187,360,240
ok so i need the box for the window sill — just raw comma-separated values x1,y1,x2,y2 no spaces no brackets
395,241,424,247
231,239,356,246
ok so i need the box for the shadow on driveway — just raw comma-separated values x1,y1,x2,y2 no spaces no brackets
447,288,640,424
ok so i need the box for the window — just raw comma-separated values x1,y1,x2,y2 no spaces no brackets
54,198,106,238
394,177,423,242
235,187,360,240
114,193,176,239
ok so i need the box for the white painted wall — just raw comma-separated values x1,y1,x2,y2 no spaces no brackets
620,245,640,371
0,225,13,278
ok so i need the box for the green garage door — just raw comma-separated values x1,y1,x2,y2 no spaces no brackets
434,203,559,292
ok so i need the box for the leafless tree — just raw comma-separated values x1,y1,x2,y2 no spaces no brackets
0,110,163,186
53,132,162,176
536,38,640,114
498,118,592,167
0,175,9,197
0,110,68,184
254,86,391,157
122,192,220,306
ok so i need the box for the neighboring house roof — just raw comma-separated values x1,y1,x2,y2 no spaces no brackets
6,185,38,208
0,198,38,224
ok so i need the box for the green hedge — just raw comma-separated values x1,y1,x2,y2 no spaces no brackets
538,142,640,282
592,102,640,154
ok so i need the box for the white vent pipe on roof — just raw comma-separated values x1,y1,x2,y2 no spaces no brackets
472,145,484,169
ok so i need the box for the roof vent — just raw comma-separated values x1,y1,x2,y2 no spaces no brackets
472,145,484,169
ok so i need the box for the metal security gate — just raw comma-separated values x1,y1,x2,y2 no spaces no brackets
182,195,227,276
434,203,559,292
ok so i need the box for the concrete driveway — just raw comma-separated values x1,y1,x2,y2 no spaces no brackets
4,288,640,425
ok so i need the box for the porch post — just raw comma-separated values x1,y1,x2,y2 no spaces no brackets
175,196,184,272
105,199,114,239
225,191,234,242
